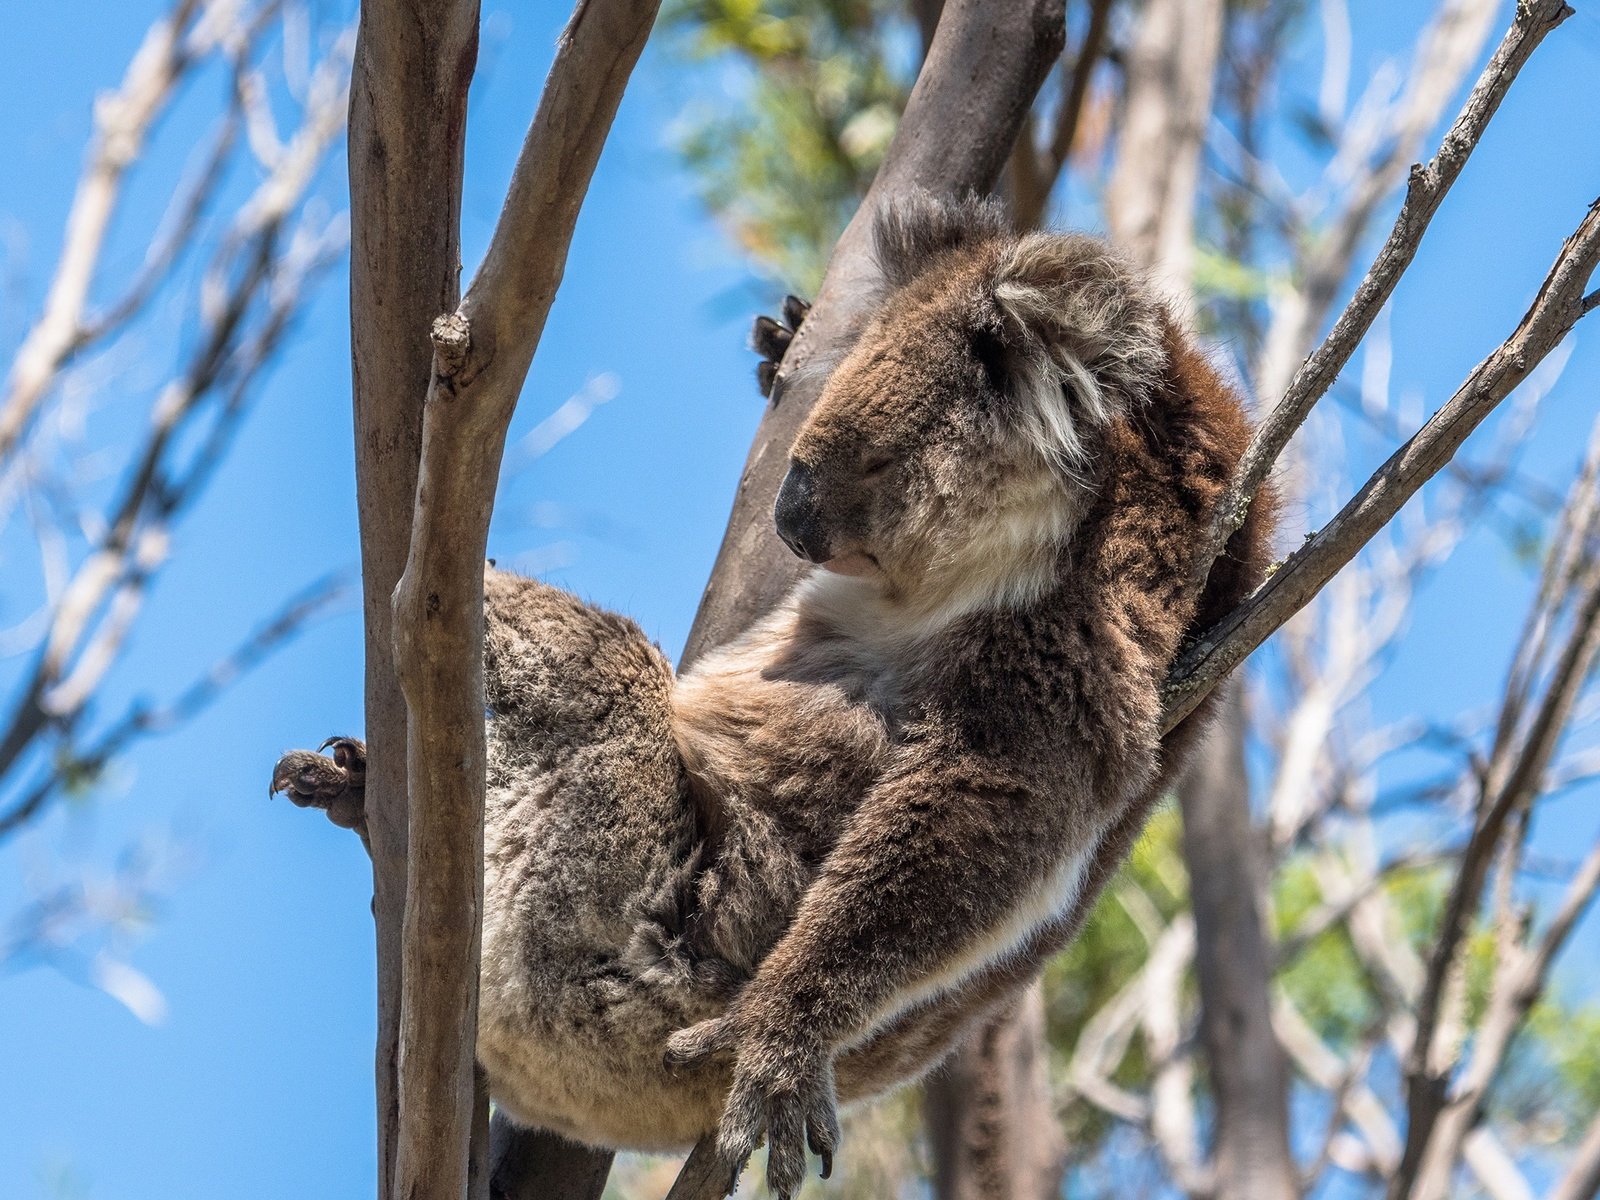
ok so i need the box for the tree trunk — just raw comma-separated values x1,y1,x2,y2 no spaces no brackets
347,3,479,1194
1178,686,1298,1200
924,988,1066,1200
351,1,657,1197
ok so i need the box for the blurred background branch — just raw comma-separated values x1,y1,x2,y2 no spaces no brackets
0,0,350,1014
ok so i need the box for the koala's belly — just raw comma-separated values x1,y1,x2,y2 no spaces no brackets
473,752,1032,1151
476,981,998,1153
476,893,1023,1152
477,992,729,1150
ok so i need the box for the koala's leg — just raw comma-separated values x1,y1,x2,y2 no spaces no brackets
270,736,368,849
480,566,694,909
483,567,677,749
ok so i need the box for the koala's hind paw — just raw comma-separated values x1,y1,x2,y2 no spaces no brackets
270,737,366,834
752,295,811,399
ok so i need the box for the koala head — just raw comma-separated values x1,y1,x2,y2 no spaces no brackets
775,192,1170,618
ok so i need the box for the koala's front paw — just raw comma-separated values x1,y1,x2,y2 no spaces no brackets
752,294,811,399
666,1006,840,1199
270,736,367,834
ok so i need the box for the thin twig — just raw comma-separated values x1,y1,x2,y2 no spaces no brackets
0,574,347,840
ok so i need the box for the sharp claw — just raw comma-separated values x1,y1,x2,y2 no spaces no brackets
819,1149,833,1180
782,294,810,329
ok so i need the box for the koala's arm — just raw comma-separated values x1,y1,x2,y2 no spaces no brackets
755,764,1076,1033
668,735,1122,1193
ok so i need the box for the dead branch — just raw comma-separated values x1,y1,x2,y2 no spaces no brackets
1251,0,1498,404
1396,431,1600,1199
1403,834,1600,1200
0,0,285,467
0,0,348,840
0,573,345,841
0,179,345,804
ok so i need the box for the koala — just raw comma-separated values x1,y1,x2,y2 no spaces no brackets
272,193,1273,1198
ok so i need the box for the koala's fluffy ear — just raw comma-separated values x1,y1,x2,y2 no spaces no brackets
986,233,1169,471
873,190,1010,290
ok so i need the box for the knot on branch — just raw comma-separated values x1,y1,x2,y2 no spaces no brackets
431,312,472,379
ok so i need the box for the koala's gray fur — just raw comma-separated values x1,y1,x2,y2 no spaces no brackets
272,193,1273,1197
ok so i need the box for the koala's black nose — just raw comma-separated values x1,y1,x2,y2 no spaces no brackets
774,460,830,563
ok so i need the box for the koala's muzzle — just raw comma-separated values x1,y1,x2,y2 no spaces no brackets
774,460,830,563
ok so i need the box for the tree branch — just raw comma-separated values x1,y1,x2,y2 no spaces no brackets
1386,451,1600,1198
1249,0,1498,406
383,4,660,1200
1165,196,1600,730
346,0,480,1192
0,573,345,841
1202,0,1572,567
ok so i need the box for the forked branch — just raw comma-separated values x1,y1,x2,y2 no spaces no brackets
1165,196,1600,729
385,3,661,1200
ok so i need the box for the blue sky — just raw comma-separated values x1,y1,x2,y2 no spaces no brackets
1,2,1598,1198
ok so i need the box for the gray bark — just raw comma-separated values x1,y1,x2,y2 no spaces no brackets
350,2,657,1198
347,3,479,1193
924,988,1066,1200
1178,686,1298,1200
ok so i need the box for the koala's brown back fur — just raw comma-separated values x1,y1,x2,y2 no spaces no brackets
472,196,1273,1152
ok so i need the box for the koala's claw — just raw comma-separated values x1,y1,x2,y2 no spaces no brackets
667,1010,839,1198
270,736,367,833
732,1055,837,1199
781,294,810,331
752,294,811,400
752,315,792,364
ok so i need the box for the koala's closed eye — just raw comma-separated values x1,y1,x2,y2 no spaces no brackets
862,454,894,479
970,326,1010,395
